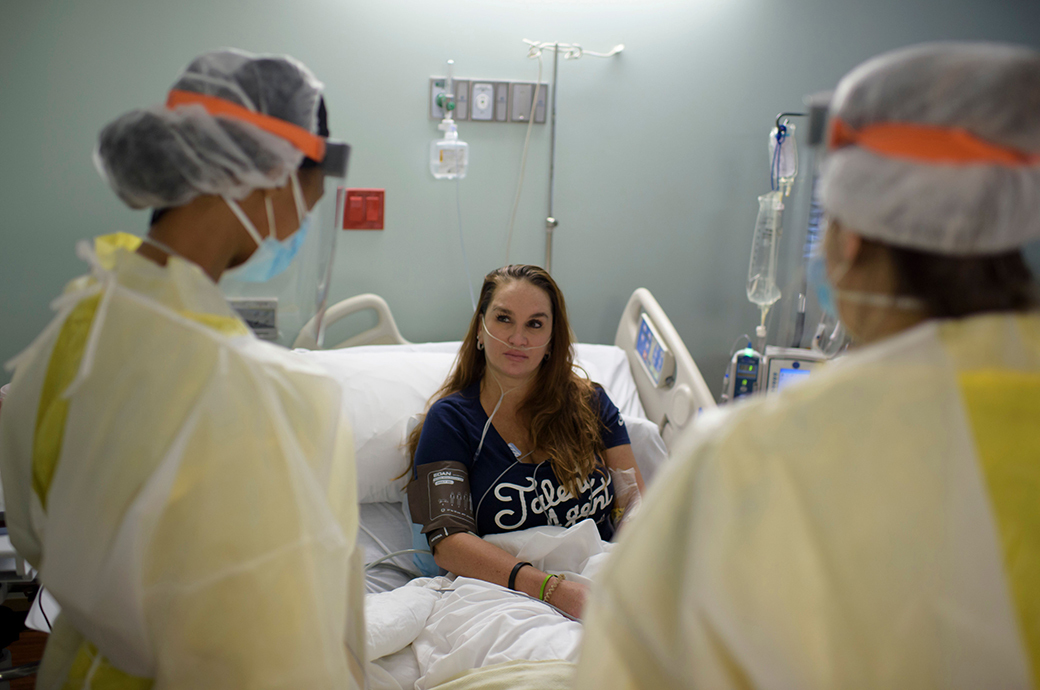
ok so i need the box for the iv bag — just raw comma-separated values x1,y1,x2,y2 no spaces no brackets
747,191,783,308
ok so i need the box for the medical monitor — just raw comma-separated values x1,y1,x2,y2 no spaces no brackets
634,313,675,388
764,346,826,394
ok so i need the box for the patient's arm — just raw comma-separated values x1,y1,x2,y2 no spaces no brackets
604,444,646,510
433,532,588,619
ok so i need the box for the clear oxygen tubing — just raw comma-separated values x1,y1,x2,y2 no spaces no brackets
504,51,544,265
517,40,625,274
472,369,519,463
471,316,552,461
435,59,476,310
481,315,552,351
457,164,476,311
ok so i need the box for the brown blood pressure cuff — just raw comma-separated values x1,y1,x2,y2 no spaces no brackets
407,461,477,551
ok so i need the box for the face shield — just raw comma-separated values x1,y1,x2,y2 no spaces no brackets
221,142,350,349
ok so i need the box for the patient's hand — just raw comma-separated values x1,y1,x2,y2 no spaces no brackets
549,580,588,619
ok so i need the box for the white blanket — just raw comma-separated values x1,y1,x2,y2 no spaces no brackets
366,520,612,690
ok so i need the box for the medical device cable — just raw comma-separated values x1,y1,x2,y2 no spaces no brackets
370,562,423,580
504,52,544,265
365,549,431,572
359,522,398,558
38,591,53,632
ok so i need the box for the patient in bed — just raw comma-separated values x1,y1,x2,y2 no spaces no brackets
404,265,645,619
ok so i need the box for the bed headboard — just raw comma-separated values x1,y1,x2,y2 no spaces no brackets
614,288,716,449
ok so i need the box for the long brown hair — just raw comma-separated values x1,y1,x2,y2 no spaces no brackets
406,265,604,498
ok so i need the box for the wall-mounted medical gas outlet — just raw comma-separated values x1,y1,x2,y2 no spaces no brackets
342,188,385,230
429,77,547,124
227,298,278,341
430,78,469,120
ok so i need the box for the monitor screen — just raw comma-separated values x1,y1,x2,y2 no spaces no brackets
777,367,811,391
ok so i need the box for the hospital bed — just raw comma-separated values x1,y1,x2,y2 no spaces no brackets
18,288,714,688
292,287,714,589
289,288,715,687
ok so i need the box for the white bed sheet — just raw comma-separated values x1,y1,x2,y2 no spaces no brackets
366,520,610,690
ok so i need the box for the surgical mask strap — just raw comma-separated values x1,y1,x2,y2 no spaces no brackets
140,235,189,263
836,290,925,311
829,256,925,311
223,196,266,248
289,171,307,224
264,195,277,242
481,316,551,352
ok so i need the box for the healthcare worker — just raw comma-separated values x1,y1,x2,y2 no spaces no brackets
576,42,1040,689
0,50,363,688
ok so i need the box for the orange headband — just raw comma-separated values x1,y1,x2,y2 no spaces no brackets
166,89,326,161
829,118,1040,166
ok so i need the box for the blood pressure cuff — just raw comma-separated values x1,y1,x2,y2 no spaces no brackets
407,461,477,551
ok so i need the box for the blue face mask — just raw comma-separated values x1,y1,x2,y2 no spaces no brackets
224,172,311,283
807,254,839,319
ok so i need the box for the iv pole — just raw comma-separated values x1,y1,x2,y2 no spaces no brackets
523,40,624,275
545,44,560,273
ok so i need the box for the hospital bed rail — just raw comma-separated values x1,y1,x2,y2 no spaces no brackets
614,288,716,447
294,293,410,350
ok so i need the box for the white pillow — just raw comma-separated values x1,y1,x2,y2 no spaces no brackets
342,342,645,418
621,414,668,485
298,350,457,503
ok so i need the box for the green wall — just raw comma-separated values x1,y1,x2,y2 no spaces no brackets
2,0,1039,392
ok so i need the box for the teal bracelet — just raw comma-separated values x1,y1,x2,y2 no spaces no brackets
539,573,556,601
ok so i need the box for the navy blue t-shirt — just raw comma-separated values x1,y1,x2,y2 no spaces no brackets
414,382,630,541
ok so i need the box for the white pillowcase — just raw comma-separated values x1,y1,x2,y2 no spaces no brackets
300,350,456,503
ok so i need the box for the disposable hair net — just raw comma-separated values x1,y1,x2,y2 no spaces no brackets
94,48,324,209
820,42,1040,255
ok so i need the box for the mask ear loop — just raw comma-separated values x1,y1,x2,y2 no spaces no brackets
289,171,307,225
223,196,266,249
826,252,926,312
264,194,278,241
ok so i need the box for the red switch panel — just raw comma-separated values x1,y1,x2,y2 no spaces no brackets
342,188,385,230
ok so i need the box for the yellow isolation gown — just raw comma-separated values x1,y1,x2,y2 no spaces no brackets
0,234,364,689
577,312,1040,689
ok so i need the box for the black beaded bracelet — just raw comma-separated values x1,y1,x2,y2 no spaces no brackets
508,561,533,591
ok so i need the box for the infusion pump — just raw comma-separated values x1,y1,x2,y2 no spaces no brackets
762,346,827,393
723,346,827,402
